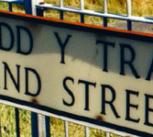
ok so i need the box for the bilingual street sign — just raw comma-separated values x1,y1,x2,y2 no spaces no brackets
1,11,153,136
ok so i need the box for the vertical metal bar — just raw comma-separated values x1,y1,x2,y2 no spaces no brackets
103,0,108,27
31,112,39,137
106,132,110,137
127,0,132,17
60,11,64,20
80,14,84,23
104,0,108,14
8,3,12,12
36,7,44,16
32,114,50,137
60,0,64,8
64,121,69,137
127,0,132,30
80,0,84,23
45,116,50,137
38,115,47,137
127,20,132,30
15,108,20,137
0,109,2,137
80,0,84,10
103,17,108,27
31,0,44,15
60,0,64,20
24,0,32,14
85,127,90,137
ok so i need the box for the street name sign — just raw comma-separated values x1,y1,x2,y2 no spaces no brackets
0,11,153,136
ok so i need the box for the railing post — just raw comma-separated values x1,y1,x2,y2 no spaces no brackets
60,0,64,20
85,127,90,137
32,113,50,137
103,0,108,27
60,10,64,20
36,6,44,16
80,0,84,10
106,132,110,137
60,0,64,8
127,0,132,17
15,108,20,137
104,0,108,14
8,3,12,12
24,2,42,136
31,112,39,137
24,0,32,14
65,121,69,137
45,116,50,137
80,0,85,23
127,0,132,30
31,0,43,15
38,115,50,137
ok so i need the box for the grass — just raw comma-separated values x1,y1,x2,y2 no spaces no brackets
0,105,16,137
0,105,31,137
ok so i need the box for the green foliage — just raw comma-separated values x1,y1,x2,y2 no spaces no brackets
0,2,8,10
0,105,16,137
0,105,31,137
19,110,31,137
90,128,106,137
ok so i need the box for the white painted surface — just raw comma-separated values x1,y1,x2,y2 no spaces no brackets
65,121,69,137
80,0,84,10
85,127,90,137
104,0,108,14
127,0,132,17
38,114,46,137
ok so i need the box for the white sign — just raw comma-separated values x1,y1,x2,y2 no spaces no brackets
0,12,153,136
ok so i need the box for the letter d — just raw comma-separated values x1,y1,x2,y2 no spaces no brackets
25,67,41,97
16,26,33,55
0,22,14,51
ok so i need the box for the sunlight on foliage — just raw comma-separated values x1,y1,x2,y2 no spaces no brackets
19,110,31,137
44,0,153,16
0,104,16,137
50,118,65,137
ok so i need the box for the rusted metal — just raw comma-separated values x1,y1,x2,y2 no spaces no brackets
96,115,104,122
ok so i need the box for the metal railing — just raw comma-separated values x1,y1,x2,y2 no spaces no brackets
35,0,153,30
0,0,153,30
0,103,135,137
